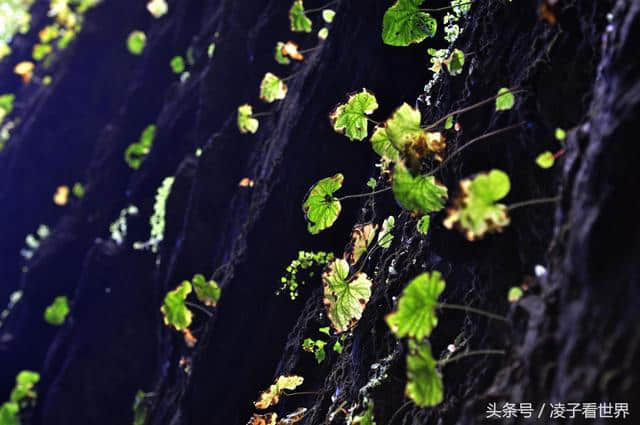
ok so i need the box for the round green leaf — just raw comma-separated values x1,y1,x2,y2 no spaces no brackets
192,274,221,307
386,271,444,340
274,42,291,65
318,27,329,40
10,370,40,403
237,104,259,134
495,87,515,111
127,31,146,55
392,163,448,214
302,174,343,234
322,9,336,23
330,89,379,141
370,125,400,161
322,259,372,332
406,340,443,407
536,151,555,168
44,296,69,326
289,0,312,33
382,0,437,46
555,128,566,141
260,72,288,103
416,215,430,235
508,286,524,303
170,56,185,74
161,281,193,331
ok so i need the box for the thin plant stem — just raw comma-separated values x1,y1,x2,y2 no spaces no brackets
352,243,381,277
424,88,525,131
305,0,338,14
337,186,392,201
388,401,412,425
438,303,508,322
427,122,526,177
282,70,304,82
283,391,320,397
251,112,273,118
438,349,506,367
299,46,320,54
367,117,381,125
184,301,213,317
507,196,560,212
421,1,474,12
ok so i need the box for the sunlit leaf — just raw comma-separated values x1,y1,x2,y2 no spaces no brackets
0,94,15,123
318,27,329,40
191,274,221,307
322,259,372,333
370,126,400,162
44,296,69,326
406,340,443,407
443,169,511,240
125,125,155,169
555,128,566,141
10,370,40,403
330,89,379,141
0,402,19,425
392,163,448,214
72,182,85,198
127,31,146,55
384,103,446,162
302,174,343,234
14,61,34,83
386,271,444,340
322,9,336,23
377,216,395,249
147,0,168,18
344,223,378,265
260,73,288,103
281,41,304,61
508,286,523,303
495,88,515,111
275,42,291,65
53,185,69,206
366,178,377,189
289,0,312,33
535,151,554,168
446,49,465,75
416,215,430,235
382,0,437,46
254,375,304,409
170,56,185,74
160,281,192,331
237,104,259,134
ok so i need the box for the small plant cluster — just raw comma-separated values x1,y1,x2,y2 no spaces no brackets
279,250,335,300
302,326,345,364
133,176,174,254
109,205,139,245
160,274,221,346
0,370,40,425
247,375,308,425
125,125,156,170
44,295,70,326
235,0,337,135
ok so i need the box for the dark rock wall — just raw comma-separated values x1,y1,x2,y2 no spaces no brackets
0,0,637,424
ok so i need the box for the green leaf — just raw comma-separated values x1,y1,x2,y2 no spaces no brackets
147,0,168,18
535,151,555,169
191,274,221,307
495,87,515,111
370,126,400,162
406,340,443,407
127,31,146,55
237,104,259,134
386,271,444,340
161,281,193,331
382,0,437,47
555,128,566,141
332,340,343,354
132,390,151,425
260,73,288,103
383,104,446,161
275,42,291,65
0,402,19,425
318,27,329,40
392,163,448,214
416,215,430,235
378,216,395,249
319,326,331,336
322,259,372,333
0,93,15,123
322,9,336,23
508,286,523,303
207,43,216,58
254,375,304,409
444,115,454,130
170,56,185,74
10,370,40,403
125,125,156,169
446,49,465,75
289,0,312,33
302,174,343,234
366,178,377,189
72,182,85,198
330,89,379,141
443,169,511,240
44,296,69,326
344,223,378,265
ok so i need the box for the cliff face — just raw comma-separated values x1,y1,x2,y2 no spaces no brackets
0,1,637,425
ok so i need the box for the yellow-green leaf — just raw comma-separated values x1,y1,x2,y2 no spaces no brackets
406,340,443,407
382,0,437,46
161,281,193,331
260,73,288,103
322,259,372,333
302,174,343,234
191,274,221,307
237,104,259,134
392,163,448,214
330,89,379,141
289,0,312,33
44,296,69,326
254,375,304,409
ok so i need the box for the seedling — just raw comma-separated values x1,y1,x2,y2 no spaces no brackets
279,251,335,299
